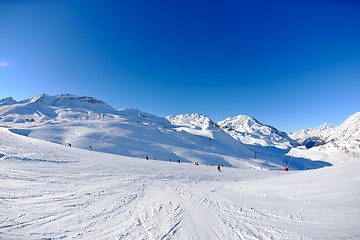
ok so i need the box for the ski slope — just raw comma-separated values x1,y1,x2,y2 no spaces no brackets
0,94,332,171
1,127,359,240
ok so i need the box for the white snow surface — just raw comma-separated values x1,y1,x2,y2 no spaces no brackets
1,127,359,239
1,94,328,170
1,94,359,239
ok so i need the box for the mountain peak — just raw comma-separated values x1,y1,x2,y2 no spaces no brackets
218,114,298,149
318,123,333,131
26,93,117,113
220,114,261,130
166,113,219,130
0,97,17,106
324,112,360,145
289,112,360,148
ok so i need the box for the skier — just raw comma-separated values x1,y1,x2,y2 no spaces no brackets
217,164,221,172
146,156,149,160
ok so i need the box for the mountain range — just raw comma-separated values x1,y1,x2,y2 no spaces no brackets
0,93,358,169
290,113,360,150
289,123,335,148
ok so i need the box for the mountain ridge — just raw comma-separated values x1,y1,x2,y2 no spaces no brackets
0,93,357,169
289,123,336,148
289,112,360,149
218,114,298,150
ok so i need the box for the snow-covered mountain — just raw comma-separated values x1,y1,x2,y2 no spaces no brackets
0,97,17,106
323,112,360,149
290,112,360,150
289,123,335,148
1,95,359,239
0,93,336,170
166,113,220,131
25,93,116,113
0,94,260,168
218,115,298,150
0,93,118,124
1,126,359,239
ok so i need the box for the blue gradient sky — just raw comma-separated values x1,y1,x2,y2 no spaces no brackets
1,0,359,132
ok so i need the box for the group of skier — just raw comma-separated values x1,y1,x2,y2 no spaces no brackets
145,155,222,172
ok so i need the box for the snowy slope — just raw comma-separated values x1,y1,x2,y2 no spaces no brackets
167,113,328,170
290,112,360,150
218,114,298,149
0,95,258,168
0,93,118,124
1,127,359,239
289,123,335,148
0,94,332,170
323,112,360,148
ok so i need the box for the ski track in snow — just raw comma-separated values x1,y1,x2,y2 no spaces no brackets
1,128,360,240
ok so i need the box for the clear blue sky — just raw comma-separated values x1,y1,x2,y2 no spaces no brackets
1,0,359,132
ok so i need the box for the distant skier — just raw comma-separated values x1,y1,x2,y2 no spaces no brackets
146,156,149,160
217,164,221,172
89,146,92,151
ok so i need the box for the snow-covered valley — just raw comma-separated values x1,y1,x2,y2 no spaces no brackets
1,127,360,239
0,94,334,170
1,94,360,239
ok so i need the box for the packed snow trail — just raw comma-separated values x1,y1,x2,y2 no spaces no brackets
1,128,359,239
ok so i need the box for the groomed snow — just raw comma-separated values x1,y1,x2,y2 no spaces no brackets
1,127,359,240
